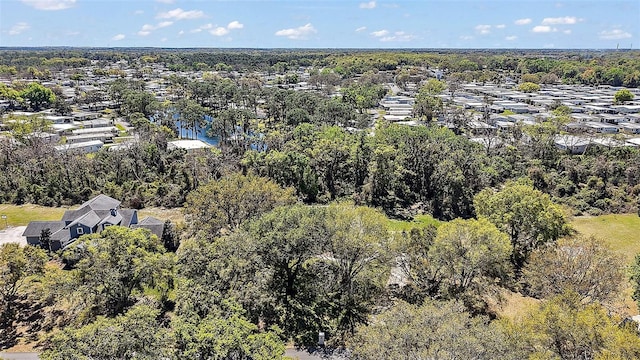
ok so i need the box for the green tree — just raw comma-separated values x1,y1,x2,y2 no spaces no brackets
0,83,23,109
320,204,391,340
518,82,540,93
172,307,285,360
0,243,47,329
121,90,158,118
524,236,624,304
614,88,634,103
40,227,52,253
161,219,179,252
501,291,640,359
350,300,519,360
41,304,171,360
413,79,445,122
520,73,540,84
428,218,513,313
474,179,569,270
183,173,296,237
309,127,357,201
20,82,56,111
60,227,174,320
394,226,440,303
243,205,330,342
175,98,207,140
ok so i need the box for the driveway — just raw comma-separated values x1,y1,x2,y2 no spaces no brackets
0,226,27,247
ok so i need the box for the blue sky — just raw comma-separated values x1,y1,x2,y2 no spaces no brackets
0,0,637,49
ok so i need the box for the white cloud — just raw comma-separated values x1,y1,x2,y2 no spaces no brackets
495,24,506,29
542,16,581,25
138,21,173,36
371,29,389,37
190,24,212,33
157,8,205,20
178,30,185,35
355,26,367,32
275,23,317,40
21,0,75,10
227,21,243,30
475,24,491,35
156,0,174,3
379,31,416,42
359,1,376,9
563,29,572,34
9,22,30,35
460,35,474,40
505,35,518,41
599,29,632,40
134,10,144,15
514,18,532,25
196,21,243,36
210,27,229,36
532,25,556,33
111,34,125,41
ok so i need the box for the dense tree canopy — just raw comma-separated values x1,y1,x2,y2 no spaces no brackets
183,173,296,237
59,227,174,320
350,300,518,360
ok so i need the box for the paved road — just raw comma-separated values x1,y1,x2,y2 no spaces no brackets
0,353,39,360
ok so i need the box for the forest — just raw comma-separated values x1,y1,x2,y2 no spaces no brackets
1,48,640,359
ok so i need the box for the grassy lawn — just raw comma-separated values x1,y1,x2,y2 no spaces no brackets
387,214,441,232
572,213,640,316
572,213,640,264
0,204,68,228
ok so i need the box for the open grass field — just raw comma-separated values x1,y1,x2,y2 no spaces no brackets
0,204,68,229
572,213,640,264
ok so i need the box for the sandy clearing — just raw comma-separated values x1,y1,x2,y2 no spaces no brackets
0,226,27,246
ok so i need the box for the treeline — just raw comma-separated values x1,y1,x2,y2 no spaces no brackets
1,49,640,87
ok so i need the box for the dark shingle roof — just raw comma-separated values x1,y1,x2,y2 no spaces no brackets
22,221,66,237
79,194,121,211
119,209,137,227
68,211,101,228
132,216,164,239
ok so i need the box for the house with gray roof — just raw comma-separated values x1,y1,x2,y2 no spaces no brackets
23,194,163,251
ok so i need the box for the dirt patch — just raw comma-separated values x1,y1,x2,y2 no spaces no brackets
0,226,27,247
